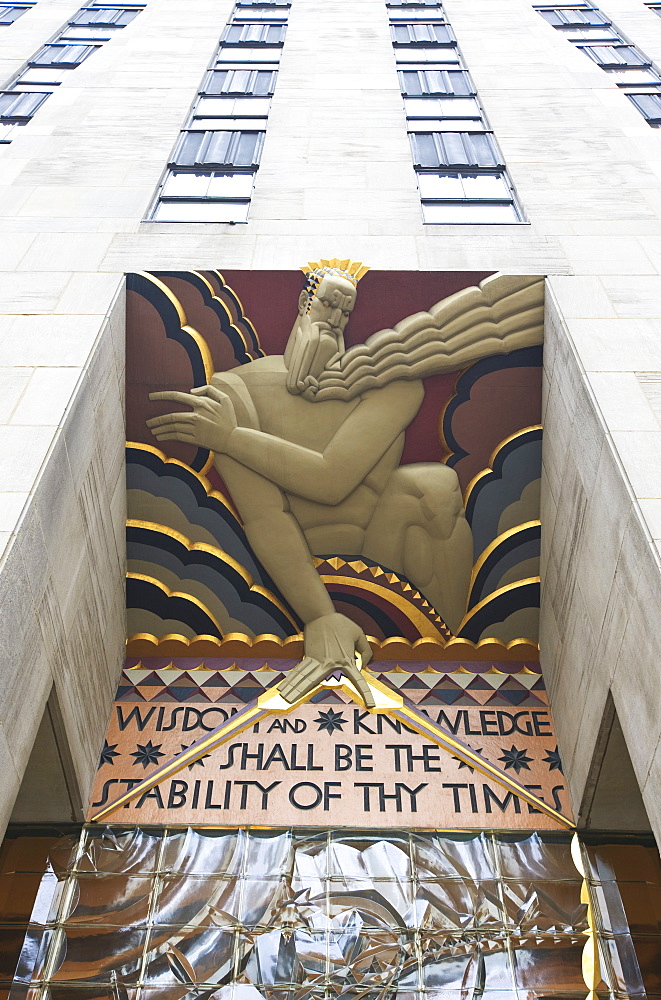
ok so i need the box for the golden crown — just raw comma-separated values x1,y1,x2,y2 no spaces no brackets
300,258,370,287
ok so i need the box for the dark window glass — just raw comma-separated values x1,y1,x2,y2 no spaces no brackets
172,130,264,168
0,3,34,25
399,68,473,96
32,43,99,66
203,68,276,96
0,89,49,120
391,22,453,44
71,8,142,27
628,91,661,122
410,130,502,168
537,6,609,27
579,43,648,67
237,0,290,6
223,22,286,44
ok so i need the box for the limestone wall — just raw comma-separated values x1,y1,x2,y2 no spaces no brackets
1,0,661,837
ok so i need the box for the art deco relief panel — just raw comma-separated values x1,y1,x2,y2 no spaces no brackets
124,265,544,654
91,263,556,831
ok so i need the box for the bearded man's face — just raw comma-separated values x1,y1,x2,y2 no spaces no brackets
286,275,357,395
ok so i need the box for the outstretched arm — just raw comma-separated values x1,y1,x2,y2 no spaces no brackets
148,379,423,505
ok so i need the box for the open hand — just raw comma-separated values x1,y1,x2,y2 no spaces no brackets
147,386,237,453
278,613,374,708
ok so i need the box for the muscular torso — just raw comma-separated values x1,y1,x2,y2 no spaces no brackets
215,356,424,545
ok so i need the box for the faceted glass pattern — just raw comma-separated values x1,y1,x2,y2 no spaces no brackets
1,827,658,998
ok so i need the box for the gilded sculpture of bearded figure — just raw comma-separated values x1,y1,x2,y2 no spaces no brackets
148,262,544,708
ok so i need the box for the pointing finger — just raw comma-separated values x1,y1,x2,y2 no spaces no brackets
345,661,376,709
146,413,197,428
149,391,202,406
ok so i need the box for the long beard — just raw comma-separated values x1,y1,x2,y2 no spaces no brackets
285,322,342,397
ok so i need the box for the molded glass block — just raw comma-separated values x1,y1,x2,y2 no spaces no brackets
244,830,293,876
511,939,591,992
421,938,512,989
161,829,245,875
78,828,163,875
495,833,575,881
416,879,506,931
326,835,412,879
49,925,146,984
422,201,520,223
59,874,155,926
143,925,236,986
151,874,241,926
152,875,287,927
499,879,587,933
412,833,497,881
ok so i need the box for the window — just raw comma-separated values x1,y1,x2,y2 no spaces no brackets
31,42,100,66
534,3,661,125
71,6,141,26
628,91,661,123
389,1,523,223
0,89,49,120
147,1,290,222
0,3,35,25
391,22,454,45
203,68,277,95
410,130,502,168
578,42,648,68
172,130,264,168
222,21,286,45
537,5,609,26
399,68,473,96
0,3,145,138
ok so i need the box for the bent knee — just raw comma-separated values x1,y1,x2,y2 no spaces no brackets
389,463,463,508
